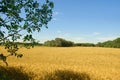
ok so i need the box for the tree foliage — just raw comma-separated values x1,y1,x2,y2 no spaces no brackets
44,38,74,47
44,38,96,47
0,0,54,66
96,37,120,48
75,43,95,47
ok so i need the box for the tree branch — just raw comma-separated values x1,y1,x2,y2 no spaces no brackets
0,29,22,42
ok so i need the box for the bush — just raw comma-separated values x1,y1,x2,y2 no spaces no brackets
41,70,91,80
0,66,35,80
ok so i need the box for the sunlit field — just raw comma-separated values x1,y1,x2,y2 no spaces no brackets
0,46,120,80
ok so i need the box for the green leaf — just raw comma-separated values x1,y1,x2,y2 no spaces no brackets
49,2,54,8
33,1,39,8
27,28,32,33
0,31,4,38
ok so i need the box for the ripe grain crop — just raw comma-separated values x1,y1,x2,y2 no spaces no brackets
0,46,120,80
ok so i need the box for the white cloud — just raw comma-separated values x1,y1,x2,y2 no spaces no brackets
52,11,63,21
57,31,70,38
53,11,59,16
52,18,57,21
93,32,101,35
70,37,88,43
57,30,62,34
52,11,59,21
97,36,118,42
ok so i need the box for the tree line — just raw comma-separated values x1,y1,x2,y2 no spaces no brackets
44,37,120,48
96,38,120,48
1,37,120,48
44,38,74,47
44,38,95,47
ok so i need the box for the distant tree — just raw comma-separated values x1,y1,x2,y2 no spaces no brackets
96,37,120,48
75,43,95,47
96,42,103,47
44,40,51,46
0,0,54,66
55,38,62,47
44,38,74,47
113,38,120,48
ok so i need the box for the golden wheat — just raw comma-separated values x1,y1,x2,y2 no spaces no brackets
0,46,120,80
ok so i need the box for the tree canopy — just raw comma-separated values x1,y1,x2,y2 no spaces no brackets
96,37,120,48
44,38,74,47
0,0,54,66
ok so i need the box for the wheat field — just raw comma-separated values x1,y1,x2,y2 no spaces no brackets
0,46,120,80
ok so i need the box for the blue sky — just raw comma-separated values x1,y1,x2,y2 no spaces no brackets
35,0,120,43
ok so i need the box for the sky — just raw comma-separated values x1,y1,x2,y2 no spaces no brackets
35,0,120,43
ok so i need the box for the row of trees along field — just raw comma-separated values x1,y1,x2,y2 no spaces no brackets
44,38,74,47
44,38,95,47
1,37,120,48
43,37,120,48
96,38,120,48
